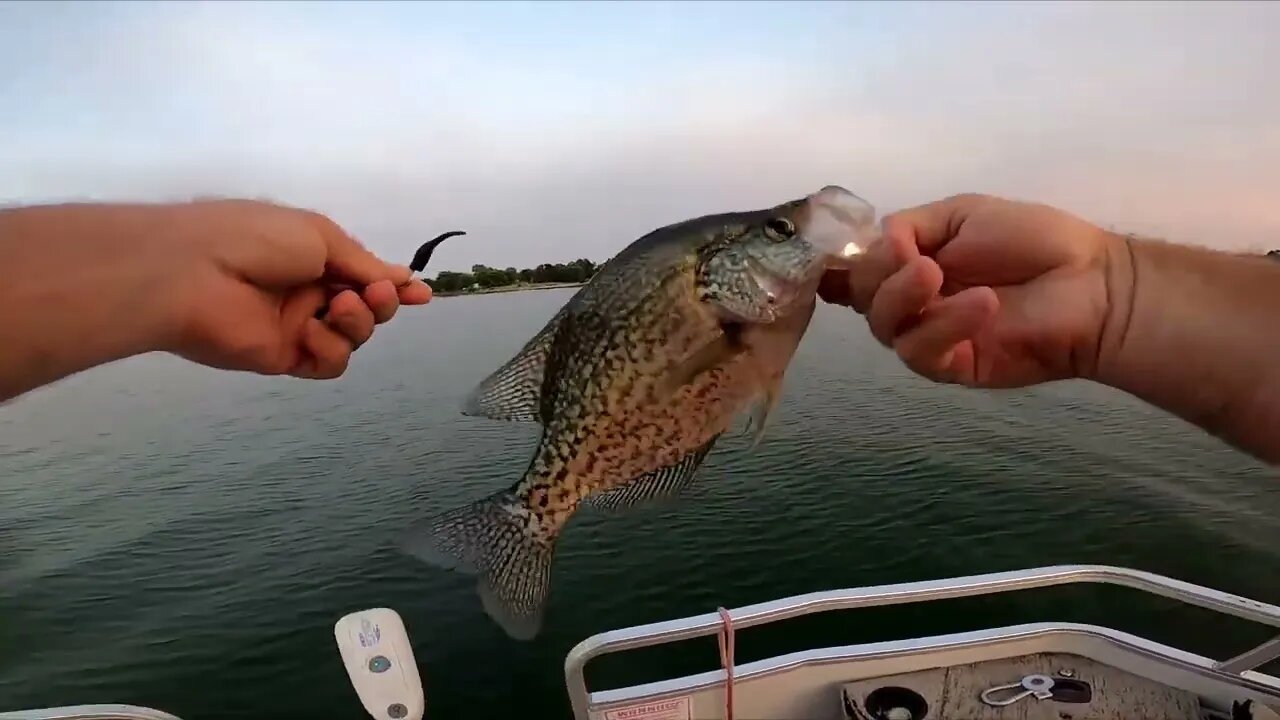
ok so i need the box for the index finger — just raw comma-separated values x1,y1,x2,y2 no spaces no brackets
306,212,413,288
883,193,992,255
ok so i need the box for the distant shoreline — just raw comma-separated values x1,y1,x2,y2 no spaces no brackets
433,281,586,298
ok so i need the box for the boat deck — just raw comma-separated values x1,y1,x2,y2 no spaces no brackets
841,651,1202,719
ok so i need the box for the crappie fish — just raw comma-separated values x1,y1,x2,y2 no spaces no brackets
402,185,878,639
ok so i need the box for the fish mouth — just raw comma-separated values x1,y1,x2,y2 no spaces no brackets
800,185,880,266
745,254,808,320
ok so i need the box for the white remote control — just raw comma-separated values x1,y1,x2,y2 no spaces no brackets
334,608,425,720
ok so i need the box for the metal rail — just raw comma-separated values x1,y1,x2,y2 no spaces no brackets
0,706,182,720
564,564,1280,720
1220,636,1280,674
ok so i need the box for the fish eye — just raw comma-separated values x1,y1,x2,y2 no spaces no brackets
764,217,796,241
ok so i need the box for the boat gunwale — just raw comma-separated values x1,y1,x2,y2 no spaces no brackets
0,705,183,720
583,622,1280,714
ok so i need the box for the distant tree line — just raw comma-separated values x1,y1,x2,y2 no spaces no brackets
430,258,600,293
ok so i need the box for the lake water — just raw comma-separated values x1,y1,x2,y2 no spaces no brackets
1,287,1277,719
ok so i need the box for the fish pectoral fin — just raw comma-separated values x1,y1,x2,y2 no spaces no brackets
461,306,568,423
656,323,745,398
584,435,720,513
745,374,783,451
399,489,557,641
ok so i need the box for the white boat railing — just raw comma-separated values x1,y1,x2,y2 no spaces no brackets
563,563,1280,720
0,706,182,720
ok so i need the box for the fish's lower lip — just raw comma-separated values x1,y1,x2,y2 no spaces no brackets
746,256,792,307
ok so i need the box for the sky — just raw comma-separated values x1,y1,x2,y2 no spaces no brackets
2,0,1278,272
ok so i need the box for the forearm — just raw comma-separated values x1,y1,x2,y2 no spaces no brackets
1096,233,1280,463
0,203,174,402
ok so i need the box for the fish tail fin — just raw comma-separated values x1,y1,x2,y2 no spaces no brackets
400,489,557,640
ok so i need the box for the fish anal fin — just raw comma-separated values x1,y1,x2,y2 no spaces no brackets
399,489,556,640
585,435,720,513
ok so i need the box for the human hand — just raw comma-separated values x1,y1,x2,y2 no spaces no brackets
157,199,432,379
819,193,1120,388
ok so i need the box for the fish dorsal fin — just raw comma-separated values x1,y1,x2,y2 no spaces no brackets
584,434,720,513
461,306,569,423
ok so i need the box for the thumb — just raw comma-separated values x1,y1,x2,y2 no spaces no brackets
312,215,412,287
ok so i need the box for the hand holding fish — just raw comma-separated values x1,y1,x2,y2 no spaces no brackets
821,192,1280,465
0,199,431,402
819,193,1113,388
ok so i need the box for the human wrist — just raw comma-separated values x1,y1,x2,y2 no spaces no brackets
1092,229,1138,387
1094,234,1216,405
110,204,194,355
73,204,183,356
1092,233,1280,461
1093,234,1233,404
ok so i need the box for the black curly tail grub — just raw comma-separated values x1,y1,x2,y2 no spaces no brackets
410,230,467,273
315,230,467,319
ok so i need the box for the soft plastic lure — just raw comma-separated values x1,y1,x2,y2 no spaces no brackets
410,230,467,273
315,230,466,319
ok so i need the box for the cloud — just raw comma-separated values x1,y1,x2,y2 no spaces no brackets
2,0,1278,271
